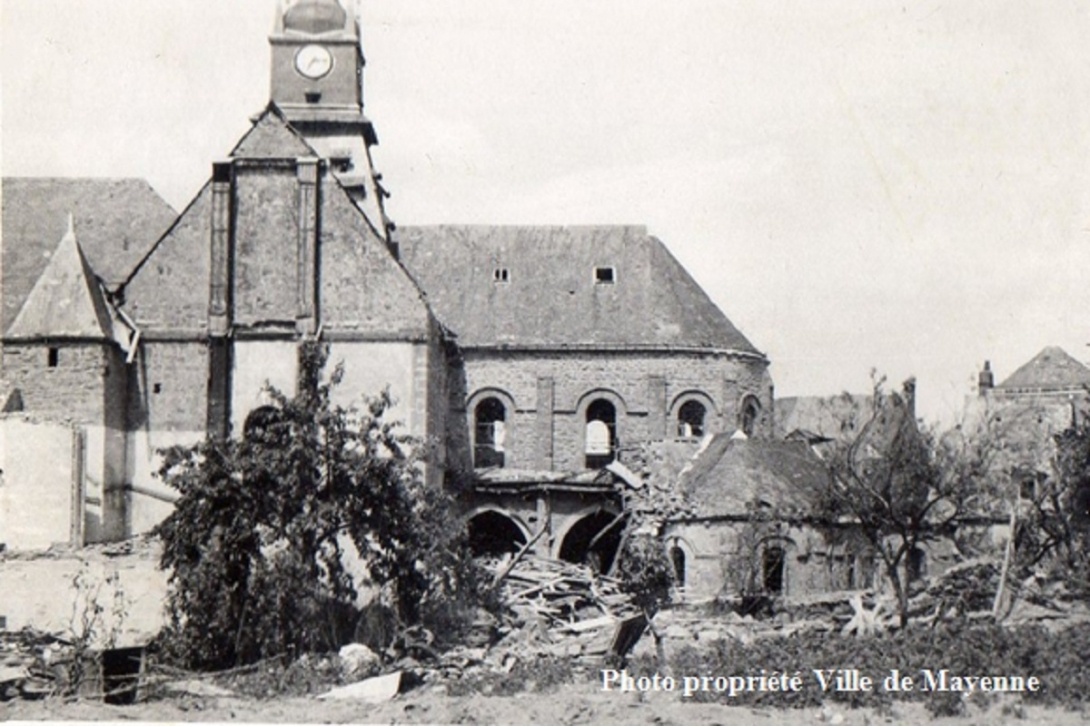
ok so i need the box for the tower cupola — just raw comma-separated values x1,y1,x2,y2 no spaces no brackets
282,0,348,35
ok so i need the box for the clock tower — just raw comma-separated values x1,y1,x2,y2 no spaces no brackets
269,0,390,239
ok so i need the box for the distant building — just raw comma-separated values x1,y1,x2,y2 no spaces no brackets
968,346,1090,499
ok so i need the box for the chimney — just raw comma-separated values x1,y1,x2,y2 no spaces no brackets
978,360,994,394
902,377,917,419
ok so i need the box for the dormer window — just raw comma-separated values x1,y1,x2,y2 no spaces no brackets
594,266,615,284
493,268,510,283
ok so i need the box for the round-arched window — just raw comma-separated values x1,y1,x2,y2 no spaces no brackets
677,400,707,438
585,399,617,469
474,397,507,468
741,396,761,438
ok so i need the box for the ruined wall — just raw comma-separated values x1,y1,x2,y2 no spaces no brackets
0,418,79,550
459,349,772,471
231,340,299,436
1,343,132,544
465,490,622,560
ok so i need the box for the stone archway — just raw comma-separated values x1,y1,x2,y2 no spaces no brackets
466,509,529,557
557,509,626,573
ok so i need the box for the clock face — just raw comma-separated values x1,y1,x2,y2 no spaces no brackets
295,45,333,79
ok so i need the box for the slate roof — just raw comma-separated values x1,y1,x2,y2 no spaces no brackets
230,104,320,159
996,346,1090,392
2,178,176,333
675,437,831,520
6,221,117,340
396,225,762,353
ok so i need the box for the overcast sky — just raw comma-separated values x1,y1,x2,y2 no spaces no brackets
3,0,1089,425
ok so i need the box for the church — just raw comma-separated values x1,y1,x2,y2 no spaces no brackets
1,0,772,566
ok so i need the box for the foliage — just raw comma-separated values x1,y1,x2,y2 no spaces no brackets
63,562,129,695
1015,415,1090,593
154,342,484,670
815,375,1000,627
614,532,674,614
629,622,1090,713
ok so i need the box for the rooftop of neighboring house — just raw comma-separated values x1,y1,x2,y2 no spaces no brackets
992,346,1090,394
396,225,762,354
672,436,831,521
2,178,176,334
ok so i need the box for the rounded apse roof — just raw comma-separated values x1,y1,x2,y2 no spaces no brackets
283,0,347,35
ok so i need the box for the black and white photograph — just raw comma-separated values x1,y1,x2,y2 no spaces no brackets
2,0,1089,723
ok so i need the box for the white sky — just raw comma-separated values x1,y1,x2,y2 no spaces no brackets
3,0,1089,425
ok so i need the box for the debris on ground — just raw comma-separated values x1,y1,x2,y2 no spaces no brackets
0,627,75,701
316,670,402,702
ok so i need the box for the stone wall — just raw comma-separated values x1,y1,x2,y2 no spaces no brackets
2,343,118,425
458,349,772,471
664,520,877,603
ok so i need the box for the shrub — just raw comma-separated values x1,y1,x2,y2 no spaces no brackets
154,342,485,670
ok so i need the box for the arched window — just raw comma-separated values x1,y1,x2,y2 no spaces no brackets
762,545,785,593
677,400,706,438
741,396,761,438
474,397,506,468
243,405,283,441
585,399,617,469
669,545,687,587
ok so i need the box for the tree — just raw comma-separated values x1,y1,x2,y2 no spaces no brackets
154,342,483,669
1014,412,1090,594
816,376,1000,628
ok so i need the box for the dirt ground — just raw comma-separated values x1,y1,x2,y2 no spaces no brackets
4,677,1089,725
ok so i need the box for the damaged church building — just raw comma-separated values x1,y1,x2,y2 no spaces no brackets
0,0,981,604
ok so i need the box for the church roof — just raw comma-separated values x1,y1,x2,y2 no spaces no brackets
1,178,175,333
675,437,830,520
997,346,1090,391
6,219,117,340
396,225,762,354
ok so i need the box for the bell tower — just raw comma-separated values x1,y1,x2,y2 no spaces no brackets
269,0,391,239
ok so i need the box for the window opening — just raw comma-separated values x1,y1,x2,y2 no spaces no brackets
741,396,761,437
1019,476,1038,501
493,268,510,283
474,397,507,468
907,547,927,583
677,400,707,437
594,266,615,284
584,399,617,468
670,545,686,587
153,383,162,394
762,545,785,593
47,347,59,368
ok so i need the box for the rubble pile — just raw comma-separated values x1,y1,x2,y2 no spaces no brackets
433,556,646,677
0,628,75,700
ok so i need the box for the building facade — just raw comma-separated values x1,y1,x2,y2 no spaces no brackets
0,0,771,563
